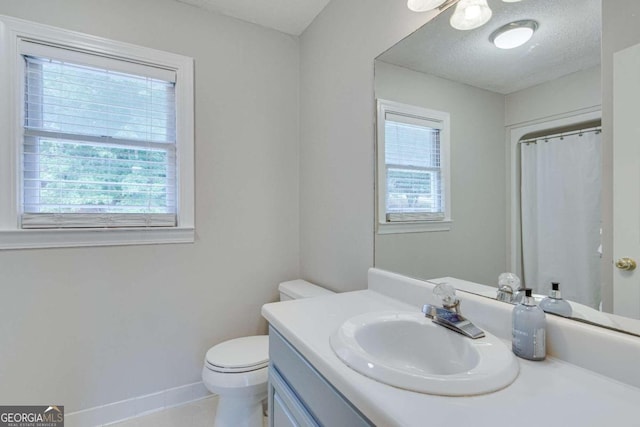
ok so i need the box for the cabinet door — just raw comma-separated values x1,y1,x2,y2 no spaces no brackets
272,391,298,427
269,328,373,427
269,366,318,427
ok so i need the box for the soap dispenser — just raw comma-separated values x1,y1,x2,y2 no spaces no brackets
539,282,572,317
512,288,546,361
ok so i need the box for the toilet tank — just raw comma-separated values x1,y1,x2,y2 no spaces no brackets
278,279,334,301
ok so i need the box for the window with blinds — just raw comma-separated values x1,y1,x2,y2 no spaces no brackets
377,100,450,227
20,43,177,229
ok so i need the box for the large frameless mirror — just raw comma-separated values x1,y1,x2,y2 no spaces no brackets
374,0,640,336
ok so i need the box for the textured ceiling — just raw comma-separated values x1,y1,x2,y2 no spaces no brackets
377,0,601,94
175,0,331,35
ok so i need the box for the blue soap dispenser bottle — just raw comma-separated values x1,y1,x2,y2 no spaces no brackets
512,288,546,361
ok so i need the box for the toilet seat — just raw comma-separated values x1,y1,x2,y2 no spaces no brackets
204,335,269,373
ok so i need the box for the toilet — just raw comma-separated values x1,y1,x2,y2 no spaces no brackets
202,280,333,427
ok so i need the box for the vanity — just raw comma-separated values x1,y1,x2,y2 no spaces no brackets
262,269,640,427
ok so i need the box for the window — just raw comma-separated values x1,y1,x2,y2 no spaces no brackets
22,44,177,227
0,16,194,248
376,99,451,233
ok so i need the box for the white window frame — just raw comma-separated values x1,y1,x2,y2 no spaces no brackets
376,99,452,234
0,15,195,249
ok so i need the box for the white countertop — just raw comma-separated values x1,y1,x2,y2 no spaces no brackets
262,289,640,427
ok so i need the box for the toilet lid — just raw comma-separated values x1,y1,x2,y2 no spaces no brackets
205,335,269,372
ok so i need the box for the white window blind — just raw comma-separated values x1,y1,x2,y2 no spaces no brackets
384,112,445,222
21,47,177,229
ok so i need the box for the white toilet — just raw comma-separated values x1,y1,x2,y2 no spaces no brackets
202,280,333,427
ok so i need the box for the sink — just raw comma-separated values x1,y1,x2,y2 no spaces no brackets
330,311,519,396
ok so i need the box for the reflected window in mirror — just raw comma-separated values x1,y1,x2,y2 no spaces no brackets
376,99,451,234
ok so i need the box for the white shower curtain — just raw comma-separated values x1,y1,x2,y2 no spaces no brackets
520,131,602,309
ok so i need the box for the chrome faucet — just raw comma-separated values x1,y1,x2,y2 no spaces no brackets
496,272,522,303
422,283,485,339
496,284,514,303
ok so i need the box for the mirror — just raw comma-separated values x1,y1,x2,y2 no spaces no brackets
374,0,640,337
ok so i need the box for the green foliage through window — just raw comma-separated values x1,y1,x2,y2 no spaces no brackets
23,55,176,215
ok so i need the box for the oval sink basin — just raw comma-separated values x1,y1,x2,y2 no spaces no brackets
330,311,519,396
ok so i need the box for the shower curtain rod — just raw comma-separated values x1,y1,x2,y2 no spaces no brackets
519,126,602,144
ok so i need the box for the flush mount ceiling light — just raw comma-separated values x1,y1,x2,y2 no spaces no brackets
407,0,448,12
490,20,539,49
450,0,493,31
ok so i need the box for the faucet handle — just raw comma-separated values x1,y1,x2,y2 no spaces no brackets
498,272,521,290
433,282,460,312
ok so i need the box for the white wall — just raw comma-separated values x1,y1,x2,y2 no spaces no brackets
299,0,436,292
505,66,602,126
0,0,300,412
374,61,507,284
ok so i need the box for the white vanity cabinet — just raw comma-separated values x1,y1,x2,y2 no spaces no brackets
268,327,373,427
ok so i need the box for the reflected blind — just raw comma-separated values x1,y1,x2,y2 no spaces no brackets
22,51,177,228
384,113,444,222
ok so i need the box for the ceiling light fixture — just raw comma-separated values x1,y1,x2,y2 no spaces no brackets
407,0,448,12
450,0,492,31
489,20,538,49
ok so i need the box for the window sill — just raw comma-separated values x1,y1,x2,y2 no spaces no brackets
377,220,452,235
0,227,195,250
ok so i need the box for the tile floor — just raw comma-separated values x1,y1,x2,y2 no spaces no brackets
106,396,217,427
105,396,268,427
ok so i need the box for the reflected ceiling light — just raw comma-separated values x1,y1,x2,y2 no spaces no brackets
450,0,493,31
407,0,448,12
490,20,538,49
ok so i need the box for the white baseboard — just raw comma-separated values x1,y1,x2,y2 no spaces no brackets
64,382,212,427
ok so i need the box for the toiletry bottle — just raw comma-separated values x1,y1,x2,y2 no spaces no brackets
512,288,546,361
539,282,572,317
